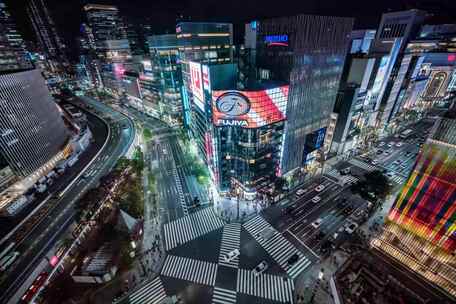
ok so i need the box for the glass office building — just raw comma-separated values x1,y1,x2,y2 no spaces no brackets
247,15,353,175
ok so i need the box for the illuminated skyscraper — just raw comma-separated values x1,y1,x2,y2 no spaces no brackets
26,0,67,63
0,1,32,72
372,109,456,298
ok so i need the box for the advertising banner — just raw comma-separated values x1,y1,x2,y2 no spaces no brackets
212,86,289,128
190,61,204,105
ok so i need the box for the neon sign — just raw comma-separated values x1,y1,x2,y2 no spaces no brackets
264,35,288,46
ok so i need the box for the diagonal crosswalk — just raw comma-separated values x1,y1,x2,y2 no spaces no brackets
126,276,167,304
218,223,241,268
164,207,224,251
236,269,294,303
349,158,378,172
212,287,237,304
161,255,218,286
243,216,312,279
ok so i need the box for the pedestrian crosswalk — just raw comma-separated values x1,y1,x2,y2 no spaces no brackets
164,207,224,251
126,276,167,304
342,175,359,186
326,168,340,180
218,223,241,268
212,287,237,304
236,269,294,303
243,216,312,279
389,174,405,185
172,163,188,216
349,158,378,172
161,255,218,286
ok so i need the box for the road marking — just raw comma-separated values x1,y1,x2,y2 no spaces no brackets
161,255,217,286
126,276,167,304
218,223,241,268
212,287,237,304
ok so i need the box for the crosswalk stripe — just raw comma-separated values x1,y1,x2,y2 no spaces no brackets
218,223,241,268
349,158,378,172
127,276,167,304
236,269,294,302
161,255,218,286
243,215,312,279
212,286,237,304
164,207,225,250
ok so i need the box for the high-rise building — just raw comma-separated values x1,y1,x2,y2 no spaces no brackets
0,1,32,72
362,10,426,135
26,0,67,64
147,34,183,127
247,15,353,175
372,110,456,298
83,4,129,92
176,22,233,159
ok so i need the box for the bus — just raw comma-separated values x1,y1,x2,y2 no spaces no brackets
399,129,413,139
0,251,19,272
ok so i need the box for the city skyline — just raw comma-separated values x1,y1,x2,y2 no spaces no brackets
0,1,454,304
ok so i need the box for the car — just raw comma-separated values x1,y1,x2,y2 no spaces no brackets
376,150,383,155
386,171,395,178
287,254,300,266
311,218,323,229
224,249,240,262
387,143,393,148
345,222,359,234
340,168,351,175
296,188,306,196
384,150,390,155
253,261,268,275
396,142,403,147
311,196,321,203
315,184,325,192
378,142,385,147
371,160,379,165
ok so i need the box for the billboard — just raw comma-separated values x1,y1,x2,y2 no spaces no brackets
189,61,204,107
388,143,456,252
212,86,289,128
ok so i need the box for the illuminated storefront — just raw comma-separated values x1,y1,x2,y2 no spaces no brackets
372,114,456,298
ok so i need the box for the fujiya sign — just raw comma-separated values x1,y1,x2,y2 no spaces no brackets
216,119,248,127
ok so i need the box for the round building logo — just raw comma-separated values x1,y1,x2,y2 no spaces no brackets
215,92,251,116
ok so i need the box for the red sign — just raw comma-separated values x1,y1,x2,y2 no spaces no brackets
190,61,204,104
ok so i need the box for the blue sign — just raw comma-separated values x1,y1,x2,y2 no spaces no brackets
264,35,288,46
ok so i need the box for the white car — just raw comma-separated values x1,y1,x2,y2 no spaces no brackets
296,189,306,196
224,249,240,262
371,160,379,165
315,184,325,192
396,142,403,147
311,196,321,203
386,171,395,178
378,142,385,147
344,222,359,234
387,143,393,148
311,218,323,229
253,261,268,276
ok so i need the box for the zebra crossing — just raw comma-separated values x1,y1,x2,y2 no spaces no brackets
243,216,312,279
389,174,406,185
349,158,378,172
212,287,237,304
341,175,359,185
164,207,224,250
326,168,340,180
236,269,294,303
161,255,218,286
126,276,167,304
172,163,189,216
218,223,241,268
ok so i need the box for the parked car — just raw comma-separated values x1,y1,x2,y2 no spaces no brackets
253,261,268,276
224,249,240,262
311,218,323,229
311,196,321,203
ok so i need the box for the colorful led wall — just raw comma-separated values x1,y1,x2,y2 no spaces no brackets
212,86,289,128
388,142,456,252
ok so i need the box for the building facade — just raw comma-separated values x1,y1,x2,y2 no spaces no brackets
247,15,353,175
372,111,456,298
0,1,33,72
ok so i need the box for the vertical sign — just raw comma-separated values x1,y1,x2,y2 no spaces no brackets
189,61,204,104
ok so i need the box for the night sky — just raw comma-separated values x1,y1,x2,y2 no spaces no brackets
5,0,456,60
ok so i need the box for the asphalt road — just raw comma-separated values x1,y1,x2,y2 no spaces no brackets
0,97,135,304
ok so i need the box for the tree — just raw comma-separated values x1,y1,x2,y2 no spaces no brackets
351,170,391,201
274,177,287,191
143,128,153,141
